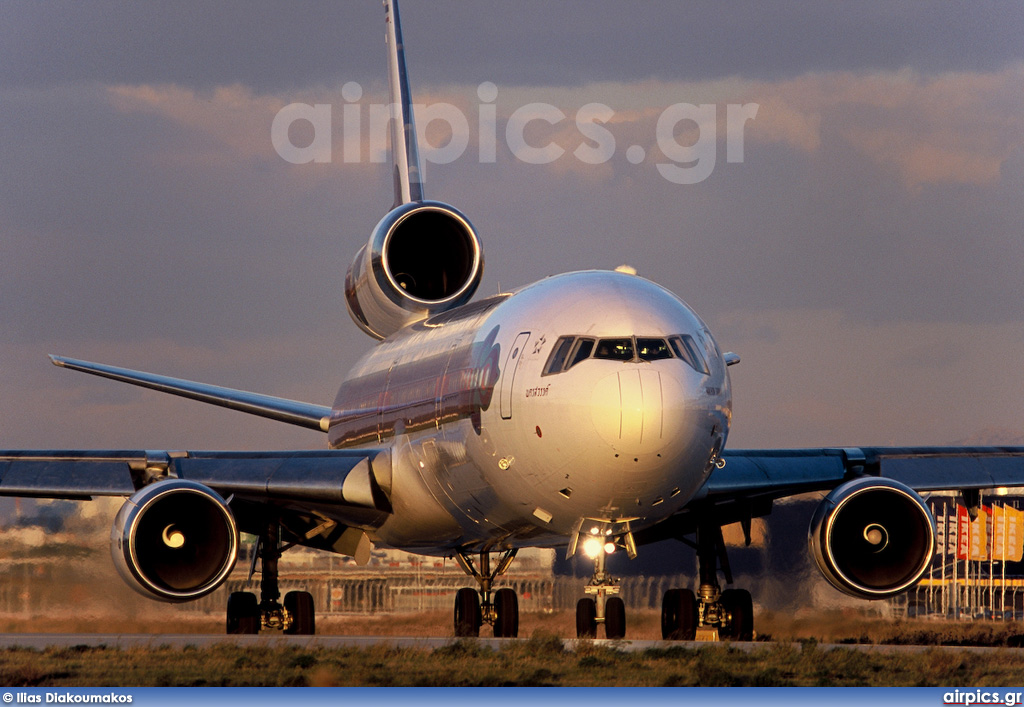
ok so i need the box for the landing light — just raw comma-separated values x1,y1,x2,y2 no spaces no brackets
582,537,604,559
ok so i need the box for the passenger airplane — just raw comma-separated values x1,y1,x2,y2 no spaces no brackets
3,0,1024,640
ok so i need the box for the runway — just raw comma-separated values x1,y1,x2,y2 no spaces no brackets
0,633,1019,655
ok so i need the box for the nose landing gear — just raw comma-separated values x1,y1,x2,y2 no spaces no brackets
573,530,635,639
576,546,626,639
454,548,519,637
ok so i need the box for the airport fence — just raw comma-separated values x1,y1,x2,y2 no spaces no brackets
188,572,698,616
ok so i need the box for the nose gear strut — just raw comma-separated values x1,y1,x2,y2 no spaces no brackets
576,544,626,639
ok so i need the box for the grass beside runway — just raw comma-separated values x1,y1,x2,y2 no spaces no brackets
1,634,1024,686
3,611,1024,686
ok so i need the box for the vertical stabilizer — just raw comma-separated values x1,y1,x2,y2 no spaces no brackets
384,0,424,206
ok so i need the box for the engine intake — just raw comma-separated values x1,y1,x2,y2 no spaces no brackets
346,201,483,339
111,480,239,602
809,477,935,599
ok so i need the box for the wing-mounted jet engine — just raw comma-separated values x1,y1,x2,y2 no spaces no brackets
345,201,483,339
111,479,239,602
809,477,936,599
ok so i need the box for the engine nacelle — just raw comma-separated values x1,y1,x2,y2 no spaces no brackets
345,200,483,339
111,480,239,603
809,477,935,599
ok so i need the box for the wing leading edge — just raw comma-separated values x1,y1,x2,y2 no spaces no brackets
640,446,1024,544
707,446,1024,500
0,448,392,512
50,355,332,432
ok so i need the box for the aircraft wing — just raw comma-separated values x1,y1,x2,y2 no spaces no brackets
49,355,333,432
640,446,1024,542
0,448,390,506
710,446,1024,497
0,448,393,553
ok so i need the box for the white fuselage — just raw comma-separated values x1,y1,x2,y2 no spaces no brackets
328,270,733,554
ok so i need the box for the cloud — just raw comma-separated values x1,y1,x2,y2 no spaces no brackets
94,61,1024,193
744,66,1024,189
405,66,1022,189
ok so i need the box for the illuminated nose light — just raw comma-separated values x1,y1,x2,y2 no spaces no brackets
603,542,617,555
582,537,604,559
162,525,186,549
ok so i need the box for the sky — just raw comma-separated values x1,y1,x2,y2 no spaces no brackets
2,0,1023,454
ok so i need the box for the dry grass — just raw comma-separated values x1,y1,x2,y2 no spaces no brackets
2,609,1024,686
1,632,1024,686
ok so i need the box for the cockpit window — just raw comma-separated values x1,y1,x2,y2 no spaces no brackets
543,336,576,376
669,335,710,374
594,338,634,361
568,338,595,369
543,334,706,374
636,338,673,361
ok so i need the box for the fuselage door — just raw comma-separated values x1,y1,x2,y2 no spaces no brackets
500,331,531,419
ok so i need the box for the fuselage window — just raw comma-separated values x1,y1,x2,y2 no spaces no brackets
543,336,576,376
568,338,595,369
594,338,634,361
669,335,710,374
637,338,672,361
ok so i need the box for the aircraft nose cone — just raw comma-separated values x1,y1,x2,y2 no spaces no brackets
591,368,682,455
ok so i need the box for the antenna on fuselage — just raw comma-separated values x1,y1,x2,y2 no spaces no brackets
384,0,424,207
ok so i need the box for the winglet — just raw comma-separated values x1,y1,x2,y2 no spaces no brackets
384,0,424,206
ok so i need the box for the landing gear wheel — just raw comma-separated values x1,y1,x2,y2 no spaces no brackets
454,587,482,637
283,590,316,635
493,587,519,638
721,588,754,641
575,597,597,638
661,588,697,640
605,596,626,639
226,591,260,635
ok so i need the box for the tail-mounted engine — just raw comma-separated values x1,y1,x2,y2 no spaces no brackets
809,477,935,599
345,201,483,339
111,480,239,602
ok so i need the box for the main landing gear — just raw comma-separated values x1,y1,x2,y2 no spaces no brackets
453,548,519,637
661,519,753,641
226,518,316,635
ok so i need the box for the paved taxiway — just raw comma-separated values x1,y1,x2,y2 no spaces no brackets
0,634,1019,655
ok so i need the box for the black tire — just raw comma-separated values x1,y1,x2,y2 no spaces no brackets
283,590,316,635
493,588,519,638
661,588,697,640
721,588,754,641
605,596,626,640
454,587,481,637
575,597,597,638
226,591,260,635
